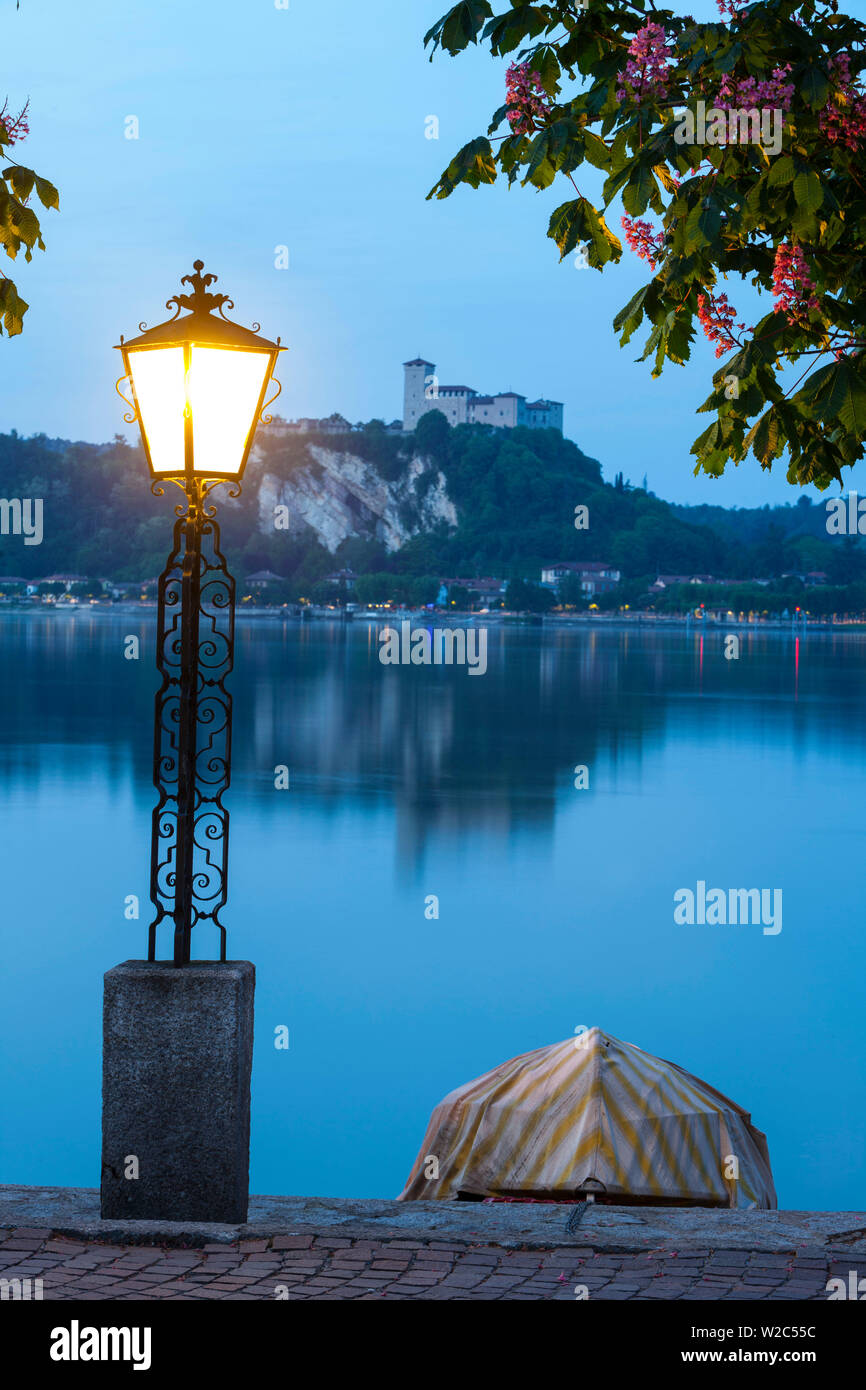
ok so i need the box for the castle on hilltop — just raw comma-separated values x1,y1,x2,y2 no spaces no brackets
403,358,563,434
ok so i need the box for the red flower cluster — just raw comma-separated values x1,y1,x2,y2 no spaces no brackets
819,52,866,152
505,63,551,135
0,98,30,146
716,0,746,17
616,22,673,104
772,243,820,326
621,216,665,271
697,291,746,358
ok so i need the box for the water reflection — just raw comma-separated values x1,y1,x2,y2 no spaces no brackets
2,615,866,872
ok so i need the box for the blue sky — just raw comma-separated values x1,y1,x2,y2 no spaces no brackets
3,0,865,506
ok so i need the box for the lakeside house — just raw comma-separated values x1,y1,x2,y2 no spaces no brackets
649,573,826,594
781,570,828,586
541,561,622,597
649,573,715,592
40,573,87,592
440,577,507,606
324,568,357,592
245,570,287,587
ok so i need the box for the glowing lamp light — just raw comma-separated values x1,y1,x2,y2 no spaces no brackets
116,261,283,483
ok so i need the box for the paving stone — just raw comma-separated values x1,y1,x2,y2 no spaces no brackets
3,1225,860,1302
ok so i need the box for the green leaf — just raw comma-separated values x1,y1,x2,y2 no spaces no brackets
747,408,784,465
530,44,561,96
3,200,41,249
698,200,721,247
621,164,658,217
823,362,866,438
34,175,59,210
427,136,497,199
683,201,707,253
793,170,823,214
796,361,837,405
0,275,28,335
583,130,611,172
767,154,795,189
524,129,552,182
547,197,621,268
800,65,830,111
653,163,679,195
424,1,492,55
821,216,845,251
4,165,35,202
691,420,720,455
638,322,663,364
714,42,743,75
613,285,649,336
484,4,549,56
665,308,694,366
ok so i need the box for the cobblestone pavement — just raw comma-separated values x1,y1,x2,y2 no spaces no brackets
0,1228,854,1300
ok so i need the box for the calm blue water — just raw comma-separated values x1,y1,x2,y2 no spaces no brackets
1,611,864,1209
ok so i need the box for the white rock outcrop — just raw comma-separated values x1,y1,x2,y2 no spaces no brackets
255,446,457,554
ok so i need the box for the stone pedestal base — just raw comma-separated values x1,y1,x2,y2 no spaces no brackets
101,960,255,1223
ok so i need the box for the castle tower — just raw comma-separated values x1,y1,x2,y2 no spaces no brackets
403,357,436,431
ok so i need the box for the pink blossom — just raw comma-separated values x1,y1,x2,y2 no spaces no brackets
716,65,794,118
819,51,866,152
505,62,551,135
621,215,665,271
772,243,820,326
616,22,674,105
0,98,30,146
697,291,747,357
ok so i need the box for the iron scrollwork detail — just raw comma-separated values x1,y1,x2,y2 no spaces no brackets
149,494,235,963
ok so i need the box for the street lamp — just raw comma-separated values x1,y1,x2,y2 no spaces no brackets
116,261,283,966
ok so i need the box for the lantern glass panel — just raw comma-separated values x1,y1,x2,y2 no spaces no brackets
127,346,186,475
188,345,271,477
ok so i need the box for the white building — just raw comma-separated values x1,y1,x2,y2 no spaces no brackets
403,358,563,434
541,561,621,597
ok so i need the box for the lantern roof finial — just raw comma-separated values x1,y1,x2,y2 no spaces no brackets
169,260,231,318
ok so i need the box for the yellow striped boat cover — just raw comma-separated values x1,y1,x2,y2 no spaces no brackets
398,1028,776,1209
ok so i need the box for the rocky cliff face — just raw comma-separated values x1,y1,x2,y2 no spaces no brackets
254,444,457,554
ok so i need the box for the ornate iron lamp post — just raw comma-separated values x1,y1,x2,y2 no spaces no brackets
116,261,283,966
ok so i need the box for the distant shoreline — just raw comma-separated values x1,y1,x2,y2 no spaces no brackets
0,604,861,633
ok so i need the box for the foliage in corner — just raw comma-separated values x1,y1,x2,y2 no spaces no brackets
0,96,59,335
423,0,866,489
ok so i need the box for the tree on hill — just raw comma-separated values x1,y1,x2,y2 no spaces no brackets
414,407,452,463
505,577,556,611
557,572,588,607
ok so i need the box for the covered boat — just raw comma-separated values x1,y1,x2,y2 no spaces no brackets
398,1027,776,1208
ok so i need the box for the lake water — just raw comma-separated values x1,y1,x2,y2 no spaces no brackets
1,611,864,1209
